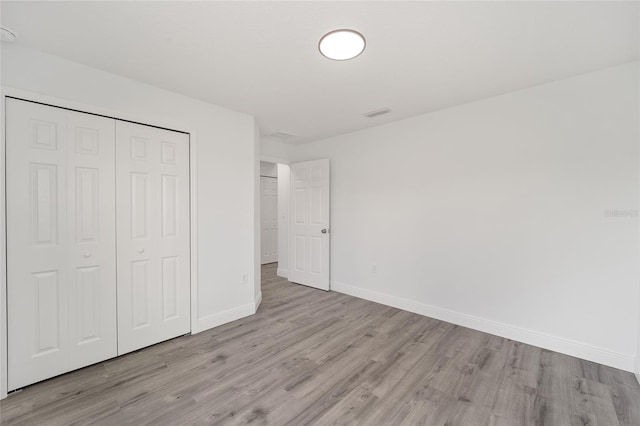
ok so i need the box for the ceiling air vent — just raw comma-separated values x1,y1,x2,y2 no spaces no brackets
363,107,391,118
266,130,296,140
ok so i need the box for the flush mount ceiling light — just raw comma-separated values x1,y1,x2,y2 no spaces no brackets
1,27,17,43
319,29,365,61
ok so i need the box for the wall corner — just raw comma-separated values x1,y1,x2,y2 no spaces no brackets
253,118,262,308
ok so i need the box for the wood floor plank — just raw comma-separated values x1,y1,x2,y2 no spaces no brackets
1,262,638,426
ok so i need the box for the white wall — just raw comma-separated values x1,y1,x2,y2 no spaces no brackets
286,62,640,372
260,161,277,178
637,123,640,382
637,311,640,382
262,139,293,160
0,41,6,400
277,164,291,278
254,123,262,309
0,44,260,392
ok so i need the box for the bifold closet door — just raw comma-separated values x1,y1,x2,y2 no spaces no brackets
116,121,190,355
6,98,117,390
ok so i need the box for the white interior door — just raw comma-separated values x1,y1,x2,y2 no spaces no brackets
288,159,330,290
261,176,278,264
6,98,117,390
116,121,190,355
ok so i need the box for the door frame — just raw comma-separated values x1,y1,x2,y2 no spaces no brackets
0,86,201,399
261,155,290,165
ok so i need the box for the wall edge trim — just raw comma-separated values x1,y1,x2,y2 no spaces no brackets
276,268,288,279
254,291,263,313
197,303,255,333
331,280,635,372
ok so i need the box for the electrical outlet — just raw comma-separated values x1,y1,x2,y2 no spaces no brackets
241,273,249,284
371,264,377,274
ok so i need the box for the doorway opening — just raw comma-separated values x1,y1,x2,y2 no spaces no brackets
258,158,330,290
260,161,278,265
259,161,289,278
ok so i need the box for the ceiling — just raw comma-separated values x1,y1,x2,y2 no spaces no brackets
1,1,638,145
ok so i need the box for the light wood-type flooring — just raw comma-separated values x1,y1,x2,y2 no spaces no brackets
1,263,639,425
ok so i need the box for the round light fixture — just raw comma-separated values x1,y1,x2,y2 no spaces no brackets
319,29,365,61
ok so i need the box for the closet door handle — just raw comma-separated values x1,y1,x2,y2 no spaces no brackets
137,248,145,254
83,252,92,258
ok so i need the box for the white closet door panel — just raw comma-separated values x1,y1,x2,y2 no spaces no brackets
66,112,118,371
6,99,117,390
116,121,190,355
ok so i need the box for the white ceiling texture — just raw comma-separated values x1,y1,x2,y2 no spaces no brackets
2,1,638,144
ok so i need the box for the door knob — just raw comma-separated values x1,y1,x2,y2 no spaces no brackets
137,248,145,253
321,228,329,234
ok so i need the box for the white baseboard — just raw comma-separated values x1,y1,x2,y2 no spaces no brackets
331,280,635,372
254,291,263,312
277,268,288,278
196,302,255,332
